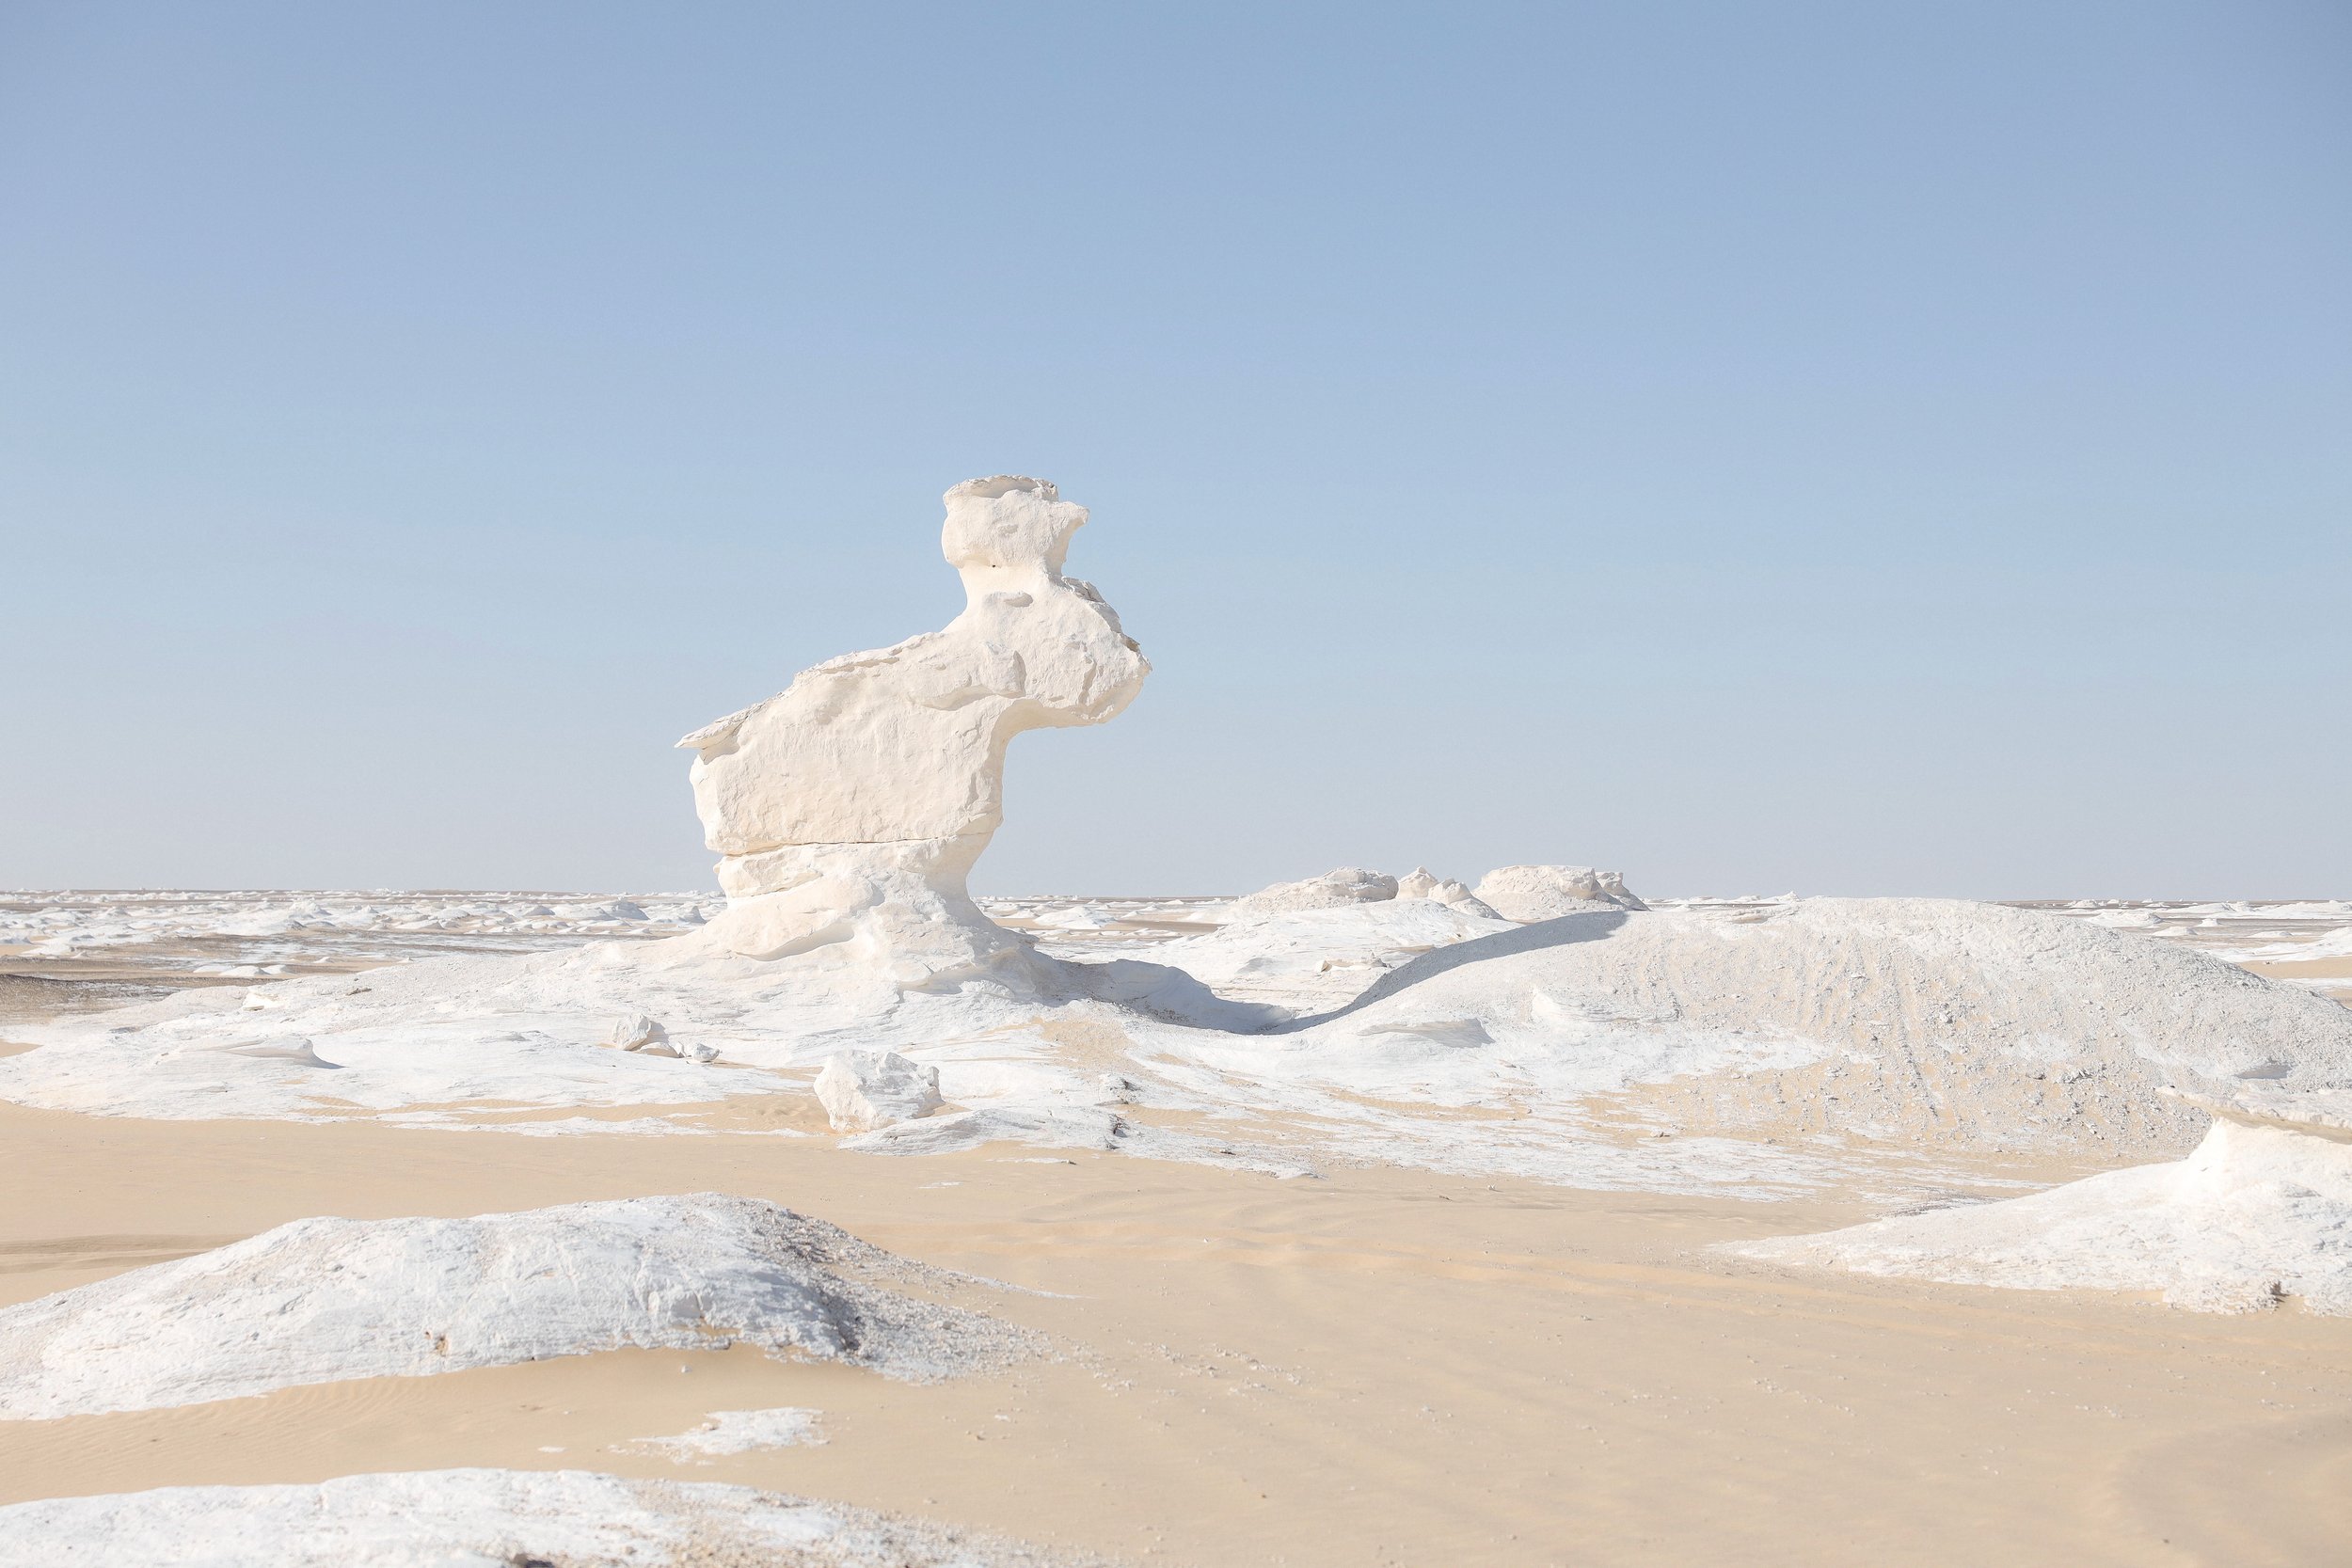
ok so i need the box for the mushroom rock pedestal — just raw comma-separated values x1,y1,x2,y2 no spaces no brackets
674,476,1148,994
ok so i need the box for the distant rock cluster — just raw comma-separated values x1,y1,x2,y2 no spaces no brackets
1227,863,1644,924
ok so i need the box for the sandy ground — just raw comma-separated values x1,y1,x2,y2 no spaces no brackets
4,1093,2349,1567
2245,956,2352,1004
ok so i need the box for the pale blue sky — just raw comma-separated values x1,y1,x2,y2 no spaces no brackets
3,2,2346,897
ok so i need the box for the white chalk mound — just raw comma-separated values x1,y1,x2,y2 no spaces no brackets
1394,867,1440,900
675,475,1147,989
844,1103,1133,1158
0,1468,1089,1568
1289,898,2352,1160
1430,881,1500,916
0,1194,1037,1419
154,1035,336,1069
1733,1091,2352,1314
1229,866,1399,919
1473,864,1646,920
815,1050,945,1132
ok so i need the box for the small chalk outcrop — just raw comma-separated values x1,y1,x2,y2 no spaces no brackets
1474,864,1646,921
1433,882,1501,915
844,1102,1132,1157
603,1012,675,1055
0,1470,1089,1568
0,1195,1038,1419
599,1014,718,1063
675,477,1147,988
1229,867,1398,919
1733,1088,2352,1314
155,1036,335,1070
1395,867,1502,917
814,1050,945,1132
626,1405,827,1460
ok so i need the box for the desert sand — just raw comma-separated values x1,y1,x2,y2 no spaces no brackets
3,1074,2350,1566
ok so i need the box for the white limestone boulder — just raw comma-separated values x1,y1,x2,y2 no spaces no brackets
1473,864,1647,920
603,1012,675,1054
815,1050,945,1132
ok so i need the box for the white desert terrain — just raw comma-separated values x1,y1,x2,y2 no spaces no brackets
3,479,2348,1565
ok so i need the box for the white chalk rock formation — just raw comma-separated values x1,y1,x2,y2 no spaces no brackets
1435,882,1502,916
814,1050,945,1132
603,1012,675,1054
1732,1088,2352,1314
1474,864,1647,920
675,476,1147,986
1229,867,1398,919
1431,879,1502,916
0,1470,1086,1568
1390,867,1502,916
0,1194,1037,1419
